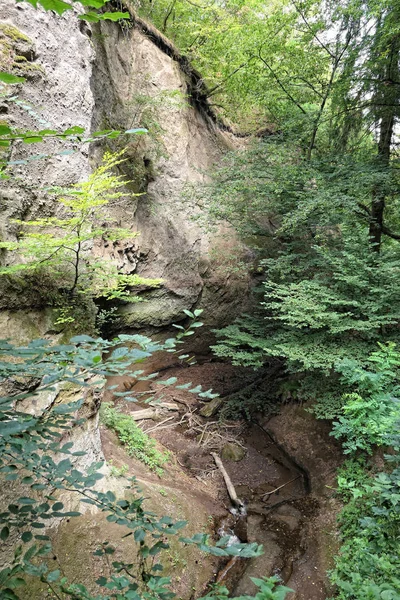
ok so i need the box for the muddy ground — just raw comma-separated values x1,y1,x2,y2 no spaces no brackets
101,355,344,600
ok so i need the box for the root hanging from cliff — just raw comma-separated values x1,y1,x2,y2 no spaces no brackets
105,0,223,129
106,0,275,137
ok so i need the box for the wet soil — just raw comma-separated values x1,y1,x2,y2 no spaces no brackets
103,357,342,599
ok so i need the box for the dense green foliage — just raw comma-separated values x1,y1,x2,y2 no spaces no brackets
157,0,400,596
206,140,400,412
178,0,400,418
135,0,330,128
331,458,400,599
199,576,293,600
326,345,400,599
331,343,400,454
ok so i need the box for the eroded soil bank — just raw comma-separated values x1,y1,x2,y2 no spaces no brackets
102,355,344,600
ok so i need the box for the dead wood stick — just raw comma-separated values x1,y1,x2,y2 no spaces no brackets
199,422,209,445
149,401,179,411
130,408,157,421
134,389,157,396
261,475,301,499
145,423,177,433
171,397,191,409
145,416,175,433
211,452,244,509
176,411,191,426
211,432,246,449
127,386,167,396
131,402,180,422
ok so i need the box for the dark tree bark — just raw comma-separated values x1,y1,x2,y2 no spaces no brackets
369,16,400,251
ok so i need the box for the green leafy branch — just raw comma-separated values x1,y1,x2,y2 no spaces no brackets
0,330,267,599
0,124,147,179
0,150,160,309
0,0,129,27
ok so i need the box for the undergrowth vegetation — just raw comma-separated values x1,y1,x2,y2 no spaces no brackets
100,403,170,476
0,332,271,600
331,344,400,455
327,344,400,599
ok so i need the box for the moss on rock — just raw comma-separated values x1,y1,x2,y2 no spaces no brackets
0,23,30,43
118,288,199,328
0,22,44,79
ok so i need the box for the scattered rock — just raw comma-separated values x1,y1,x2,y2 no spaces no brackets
273,504,302,531
221,442,246,462
199,397,223,417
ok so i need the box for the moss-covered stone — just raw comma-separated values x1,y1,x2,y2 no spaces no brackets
221,442,246,462
199,396,223,417
0,22,44,79
0,23,30,43
118,288,198,328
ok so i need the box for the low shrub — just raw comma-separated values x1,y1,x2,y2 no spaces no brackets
100,403,169,476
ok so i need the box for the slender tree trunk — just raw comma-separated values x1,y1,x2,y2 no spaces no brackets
162,0,176,33
69,241,81,296
369,22,400,251
369,112,393,250
307,57,340,160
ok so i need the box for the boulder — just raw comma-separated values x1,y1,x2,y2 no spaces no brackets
221,442,246,462
199,397,223,417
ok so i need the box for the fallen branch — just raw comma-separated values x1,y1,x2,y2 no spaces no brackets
149,424,178,433
145,416,175,433
130,408,157,421
199,422,209,445
262,476,301,499
211,432,247,449
130,403,180,421
149,401,179,411
133,388,163,396
211,452,244,510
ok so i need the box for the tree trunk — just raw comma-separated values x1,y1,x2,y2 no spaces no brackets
369,22,400,252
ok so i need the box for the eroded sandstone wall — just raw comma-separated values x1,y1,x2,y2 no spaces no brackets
0,1,250,334
0,9,234,590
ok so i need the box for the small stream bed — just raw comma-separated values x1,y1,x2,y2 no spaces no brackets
212,422,318,596
105,357,337,599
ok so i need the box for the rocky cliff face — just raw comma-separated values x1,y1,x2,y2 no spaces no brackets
0,1,250,335
0,9,249,596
